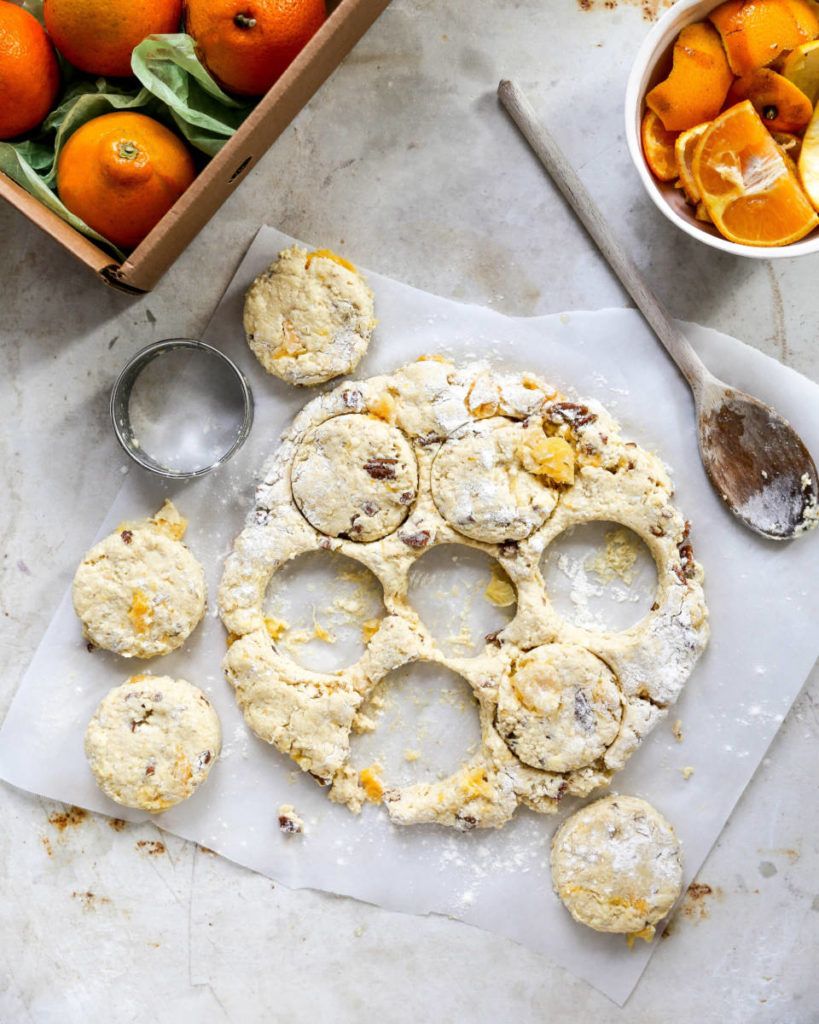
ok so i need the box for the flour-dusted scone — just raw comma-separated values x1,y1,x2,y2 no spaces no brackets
220,358,709,831
496,645,623,773
72,500,206,659
84,675,221,812
291,414,418,541
430,417,560,543
243,245,376,386
550,794,683,939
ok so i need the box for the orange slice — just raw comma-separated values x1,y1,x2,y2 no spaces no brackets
675,122,711,203
692,100,819,245
729,67,814,131
709,0,817,76
645,21,734,131
797,100,819,210
641,109,680,180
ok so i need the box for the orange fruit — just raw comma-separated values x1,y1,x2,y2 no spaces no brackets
645,21,733,132
43,0,183,77
709,0,819,77
0,0,60,140
728,67,814,131
56,112,196,249
641,109,679,180
183,0,327,97
674,122,710,204
692,100,819,245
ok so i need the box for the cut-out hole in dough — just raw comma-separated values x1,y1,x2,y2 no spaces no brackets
541,522,658,632
407,544,517,657
352,663,482,789
262,550,384,672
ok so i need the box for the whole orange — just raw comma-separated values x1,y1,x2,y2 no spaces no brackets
56,112,196,249
184,0,326,97
43,0,183,77
0,1,60,140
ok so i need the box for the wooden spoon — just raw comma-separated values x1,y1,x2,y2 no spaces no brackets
498,78,818,540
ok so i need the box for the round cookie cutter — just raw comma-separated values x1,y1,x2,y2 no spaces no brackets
111,339,254,480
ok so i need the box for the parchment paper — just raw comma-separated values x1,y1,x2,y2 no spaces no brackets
2,226,819,1006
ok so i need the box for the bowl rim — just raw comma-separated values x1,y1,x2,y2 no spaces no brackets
624,0,819,259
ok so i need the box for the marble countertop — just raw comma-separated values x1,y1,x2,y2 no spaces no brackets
1,1,817,1020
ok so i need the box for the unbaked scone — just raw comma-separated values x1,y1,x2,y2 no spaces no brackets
243,245,376,386
496,644,623,772
84,675,221,812
550,794,683,939
291,413,418,541
72,500,206,659
430,417,560,543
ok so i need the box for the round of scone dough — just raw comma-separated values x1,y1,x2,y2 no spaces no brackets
430,417,560,543
84,675,221,812
497,645,623,772
291,413,418,541
243,245,376,386
72,507,206,659
550,794,683,939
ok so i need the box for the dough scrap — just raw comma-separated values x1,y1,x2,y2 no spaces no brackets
84,675,221,812
220,359,709,831
243,246,375,386
550,794,683,939
72,500,206,659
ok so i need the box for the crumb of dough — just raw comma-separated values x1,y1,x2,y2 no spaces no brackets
278,804,304,834
681,766,694,780
585,526,641,585
672,719,683,743
150,498,188,541
360,765,384,802
264,615,288,640
361,617,381,643
312,613,335,643
404,749,421,762
484,571,516,607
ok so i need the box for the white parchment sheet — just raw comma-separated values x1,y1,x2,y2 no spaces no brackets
3,227,819,1006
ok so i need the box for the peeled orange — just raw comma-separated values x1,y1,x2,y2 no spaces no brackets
692,100,818,245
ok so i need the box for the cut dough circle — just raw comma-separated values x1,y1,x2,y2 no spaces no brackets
431,416,558,543
550,794,683,938
84,675,221,812
497,644,623,772
243,245,376,386
72,502,206,659
291,414,418,542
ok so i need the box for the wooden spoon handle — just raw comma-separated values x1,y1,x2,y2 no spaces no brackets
497,78,709,395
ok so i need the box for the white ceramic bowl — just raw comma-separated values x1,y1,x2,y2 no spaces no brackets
625,0,819,258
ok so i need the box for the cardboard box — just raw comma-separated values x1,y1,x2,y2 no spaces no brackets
0,0,391,293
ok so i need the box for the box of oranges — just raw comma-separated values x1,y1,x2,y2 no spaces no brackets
0,0,390,292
